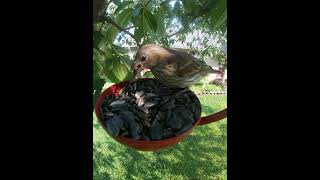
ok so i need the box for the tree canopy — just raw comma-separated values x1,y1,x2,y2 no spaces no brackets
93,0,227,108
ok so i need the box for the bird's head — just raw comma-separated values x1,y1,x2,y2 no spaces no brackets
131,44,166,79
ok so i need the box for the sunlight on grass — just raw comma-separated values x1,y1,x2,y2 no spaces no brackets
190,83,224,92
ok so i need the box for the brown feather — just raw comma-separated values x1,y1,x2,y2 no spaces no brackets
132,44,219,88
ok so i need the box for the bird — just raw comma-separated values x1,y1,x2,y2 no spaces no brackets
131,44,222,88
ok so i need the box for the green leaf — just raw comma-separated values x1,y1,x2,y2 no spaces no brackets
213,9,227,30
144,9,157,32
96,44,133,83
93,59,107,109
120,56,133,79
93,31,103,49
114,1,134,14
133,7,141,17
156,8,165,36
93,75,106,109
133,17,143,42
111,44,130,54
106,8,133,42
142,14,151,34
161,1,172,16
182,0,193,14
98,40,108,52
112,57,131,82
117,8,134,26
209,0,227,30
133,8,152,42
93,55,104,79
94,46,118,83
112,0,121,6
104,52,121,83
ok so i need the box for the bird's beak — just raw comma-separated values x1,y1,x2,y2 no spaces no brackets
212,69,222,74
131,61,152,81
131,63,144,80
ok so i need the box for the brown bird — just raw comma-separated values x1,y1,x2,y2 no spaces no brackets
131,44,221,88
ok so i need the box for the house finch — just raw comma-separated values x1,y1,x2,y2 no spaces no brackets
131,44,221,88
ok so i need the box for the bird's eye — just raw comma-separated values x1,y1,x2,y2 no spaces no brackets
141,56,146,62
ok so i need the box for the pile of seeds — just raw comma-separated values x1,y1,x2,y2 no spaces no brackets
99,78,201,140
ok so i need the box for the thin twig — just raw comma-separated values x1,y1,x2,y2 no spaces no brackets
123,26,134,30
166,18,198,37
101,16,142,47
167,28,184,37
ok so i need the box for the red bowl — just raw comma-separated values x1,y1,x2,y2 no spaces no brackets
94,79,227,151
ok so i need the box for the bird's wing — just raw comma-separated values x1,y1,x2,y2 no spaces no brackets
170,50,207,77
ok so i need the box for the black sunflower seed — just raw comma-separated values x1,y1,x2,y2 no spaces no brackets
99,78,201,140
135,105,149,114
134,90,145,99
110,100,127,107
105,116,124,136
150,120,162,140
167,114,183,130
174,123,193,136
162,128,174,138
143,101,158,108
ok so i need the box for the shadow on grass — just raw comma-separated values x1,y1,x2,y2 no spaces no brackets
93,119,227,179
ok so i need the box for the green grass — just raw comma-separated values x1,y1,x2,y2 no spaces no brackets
190,83,224,92
93,83,227,180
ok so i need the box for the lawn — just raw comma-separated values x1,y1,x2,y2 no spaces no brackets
93,82,227,180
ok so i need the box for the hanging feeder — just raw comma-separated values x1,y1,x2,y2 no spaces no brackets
95,79,227,151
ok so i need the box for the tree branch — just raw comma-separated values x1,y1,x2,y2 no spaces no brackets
123,26,134,30
167,28,185,37
100,16,142,47
166,18,198,37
